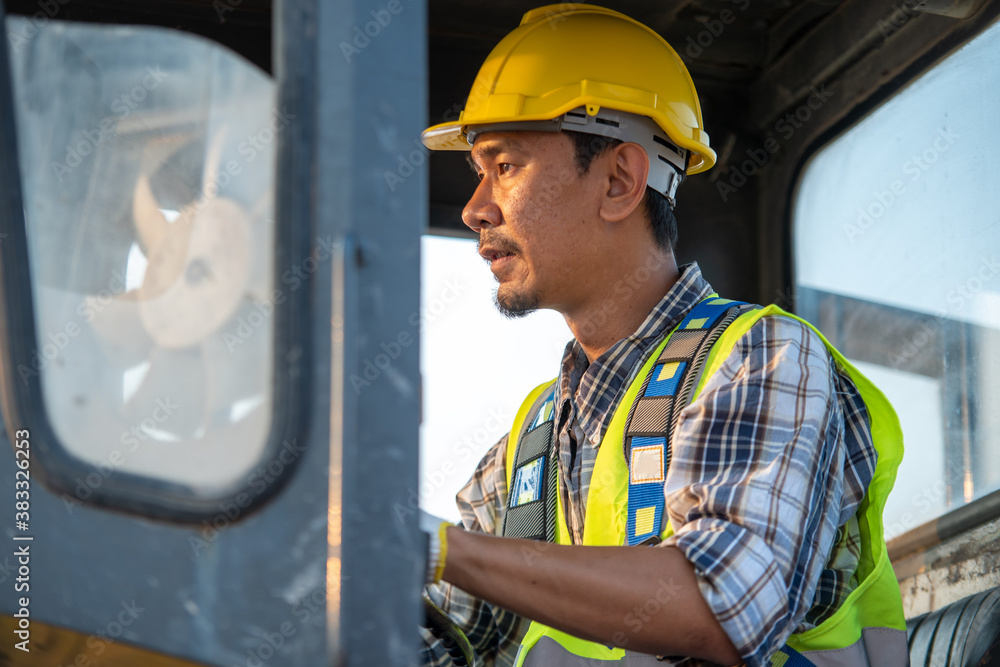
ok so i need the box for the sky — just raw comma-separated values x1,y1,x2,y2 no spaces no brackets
418,236,571,521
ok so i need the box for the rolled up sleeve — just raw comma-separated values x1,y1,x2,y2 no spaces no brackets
661,315,851,666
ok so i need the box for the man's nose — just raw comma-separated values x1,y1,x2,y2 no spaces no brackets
462,180,502,232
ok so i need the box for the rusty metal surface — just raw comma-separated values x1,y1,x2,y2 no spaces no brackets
896,517,1000,618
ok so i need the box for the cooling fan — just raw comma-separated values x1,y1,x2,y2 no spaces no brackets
75,126,274,447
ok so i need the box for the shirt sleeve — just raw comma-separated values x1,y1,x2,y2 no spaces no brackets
421,434,531,666
660,314,866,666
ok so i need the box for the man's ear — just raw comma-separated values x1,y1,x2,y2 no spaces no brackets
598,142,649,223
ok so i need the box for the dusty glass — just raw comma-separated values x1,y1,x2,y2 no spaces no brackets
9,18,278,492
794,19,1000,538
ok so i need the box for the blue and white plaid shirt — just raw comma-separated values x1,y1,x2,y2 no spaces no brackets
421,263,878,666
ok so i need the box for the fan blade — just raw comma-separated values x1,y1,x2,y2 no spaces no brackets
85,290,155,363
120,345,207,440
132,174,170,252
138,197,251,349
200,298,273,425
132,133,194,253
246,189,275,302
201,124,229,198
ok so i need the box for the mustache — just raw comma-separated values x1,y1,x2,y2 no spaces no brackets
478,233,521,256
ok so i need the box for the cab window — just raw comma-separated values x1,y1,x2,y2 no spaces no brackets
793,19,1000,540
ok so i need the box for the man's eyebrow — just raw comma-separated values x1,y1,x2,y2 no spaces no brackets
467,138,524,172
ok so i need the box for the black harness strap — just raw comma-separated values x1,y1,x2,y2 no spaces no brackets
502,299,759,544
502,388,558,541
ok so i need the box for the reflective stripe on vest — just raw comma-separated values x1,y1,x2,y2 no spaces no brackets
517,634,665,666
503,298,749,544
622,298,748,545
516,629,911,667
776,627,909,666
506,303,908,667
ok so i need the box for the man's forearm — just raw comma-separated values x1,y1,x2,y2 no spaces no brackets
442,527,742,665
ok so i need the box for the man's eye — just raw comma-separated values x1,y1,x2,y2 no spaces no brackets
472,164,511,182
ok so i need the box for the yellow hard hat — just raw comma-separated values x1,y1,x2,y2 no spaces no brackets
421,4,716,175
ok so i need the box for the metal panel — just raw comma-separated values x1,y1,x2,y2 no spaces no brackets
0,4,328,666
311,0,426,662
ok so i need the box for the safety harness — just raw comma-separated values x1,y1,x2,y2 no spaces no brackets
501,297,753,544
503,297,908,666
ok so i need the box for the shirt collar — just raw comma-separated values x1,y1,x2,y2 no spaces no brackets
558,262,715,445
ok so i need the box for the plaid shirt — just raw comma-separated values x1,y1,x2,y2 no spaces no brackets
421,263,878,667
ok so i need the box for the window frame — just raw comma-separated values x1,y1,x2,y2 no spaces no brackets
784,12,1000,559
0,16,312,523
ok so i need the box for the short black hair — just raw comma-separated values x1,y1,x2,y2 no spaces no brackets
564,130,679,252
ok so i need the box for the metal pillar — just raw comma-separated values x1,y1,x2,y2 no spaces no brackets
281,0,428,663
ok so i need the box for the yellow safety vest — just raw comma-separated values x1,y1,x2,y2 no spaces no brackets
505,305,908,666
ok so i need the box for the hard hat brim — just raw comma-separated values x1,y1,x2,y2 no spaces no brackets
421,122,470,152
421,117,716,174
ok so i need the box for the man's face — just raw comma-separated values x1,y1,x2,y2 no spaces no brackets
463,130,606,318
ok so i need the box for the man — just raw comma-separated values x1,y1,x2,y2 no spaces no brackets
419,5,907,666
